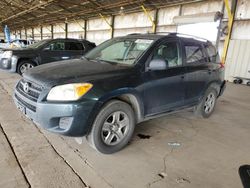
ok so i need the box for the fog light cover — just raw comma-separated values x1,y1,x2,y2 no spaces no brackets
59,117,73,130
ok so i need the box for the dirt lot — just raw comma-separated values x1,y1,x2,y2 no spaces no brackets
0,70,249,188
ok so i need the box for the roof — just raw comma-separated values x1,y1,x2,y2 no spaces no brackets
120,33,211,44
0,0,208,30
122,33,166,40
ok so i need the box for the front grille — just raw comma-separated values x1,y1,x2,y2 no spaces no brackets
15,94,36,112
15,79,43,112
17,79,42,102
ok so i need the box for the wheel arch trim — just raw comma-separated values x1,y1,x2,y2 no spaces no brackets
98,88,144,123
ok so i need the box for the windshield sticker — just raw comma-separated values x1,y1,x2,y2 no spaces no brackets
135,39,153,44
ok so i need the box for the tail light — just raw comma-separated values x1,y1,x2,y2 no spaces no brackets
220,62,225,68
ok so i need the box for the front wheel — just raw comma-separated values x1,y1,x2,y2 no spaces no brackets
86,100,135,154
17,60,36,75
194,88,217,118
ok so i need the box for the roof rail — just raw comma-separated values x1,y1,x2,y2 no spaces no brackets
126,32,211,43
168,32,210,43
154,32,172,35
127,33,142,35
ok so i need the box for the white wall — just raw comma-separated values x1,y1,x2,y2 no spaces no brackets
157,6,179,33
0,32,5,39
225,0,250,80
87,17,111,44
114,11,154,37
231,0,250,40
68,21,85,39
53,23,65,39
33,26,41,40
27,28,33,39
182,0,222,15
42,25,52,39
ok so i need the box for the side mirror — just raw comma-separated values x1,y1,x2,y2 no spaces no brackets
148,58,167,71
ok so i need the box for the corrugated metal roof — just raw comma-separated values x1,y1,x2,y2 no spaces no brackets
0,0,208,30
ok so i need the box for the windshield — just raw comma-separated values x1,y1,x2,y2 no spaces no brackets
27,40,48,49
85,38,154,65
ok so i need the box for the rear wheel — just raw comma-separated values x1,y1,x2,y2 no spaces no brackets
86,100,135,154
17,60,36,75
194,87,217,118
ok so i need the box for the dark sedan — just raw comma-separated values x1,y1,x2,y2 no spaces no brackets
0,38,96,75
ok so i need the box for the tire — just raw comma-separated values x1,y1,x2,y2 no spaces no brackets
86,100,135,154
233,78,243,84
247,82,250,86
17,60,36,75
194,87,217,118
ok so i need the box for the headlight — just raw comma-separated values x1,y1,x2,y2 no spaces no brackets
47,83,93,101
2,51,13,58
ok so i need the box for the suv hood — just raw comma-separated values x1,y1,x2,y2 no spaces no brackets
23,58,134,87
3,47,36,54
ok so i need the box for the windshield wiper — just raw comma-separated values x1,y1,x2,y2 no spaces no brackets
88,58,117,65
113,58,136,61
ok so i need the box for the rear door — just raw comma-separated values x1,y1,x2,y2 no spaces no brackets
182,40,211,105
64,41,85,59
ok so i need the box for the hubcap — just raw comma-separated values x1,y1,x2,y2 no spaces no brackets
204,92,215,114
101,111,129,146
20,63,34,74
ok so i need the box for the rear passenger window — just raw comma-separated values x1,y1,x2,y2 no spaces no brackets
184,43,205,64
65,42,84,51
205,44,219,63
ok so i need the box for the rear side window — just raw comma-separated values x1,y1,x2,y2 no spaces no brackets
65,42,84,51
205,44,220,63
184,43,205,64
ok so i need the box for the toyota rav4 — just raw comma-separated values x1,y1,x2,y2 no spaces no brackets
13,33,226,154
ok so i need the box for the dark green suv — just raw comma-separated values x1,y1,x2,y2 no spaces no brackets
13,33,226,154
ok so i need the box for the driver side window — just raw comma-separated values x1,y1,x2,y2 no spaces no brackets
152,41,181,68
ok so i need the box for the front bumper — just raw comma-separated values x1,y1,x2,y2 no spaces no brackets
13,87,100,137
0,56,18,72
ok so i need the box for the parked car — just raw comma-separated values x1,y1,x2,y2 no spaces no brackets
10,39,36,48
0,38,96,75
13,33,226,154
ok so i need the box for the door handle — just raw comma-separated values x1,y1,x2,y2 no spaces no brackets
181,75,185,79
62,57,70,60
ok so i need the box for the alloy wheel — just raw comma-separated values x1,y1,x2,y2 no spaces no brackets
20,63,34,74
204,92,216,114
101,111,130,146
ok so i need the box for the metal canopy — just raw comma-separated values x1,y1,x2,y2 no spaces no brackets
0,0,207,30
